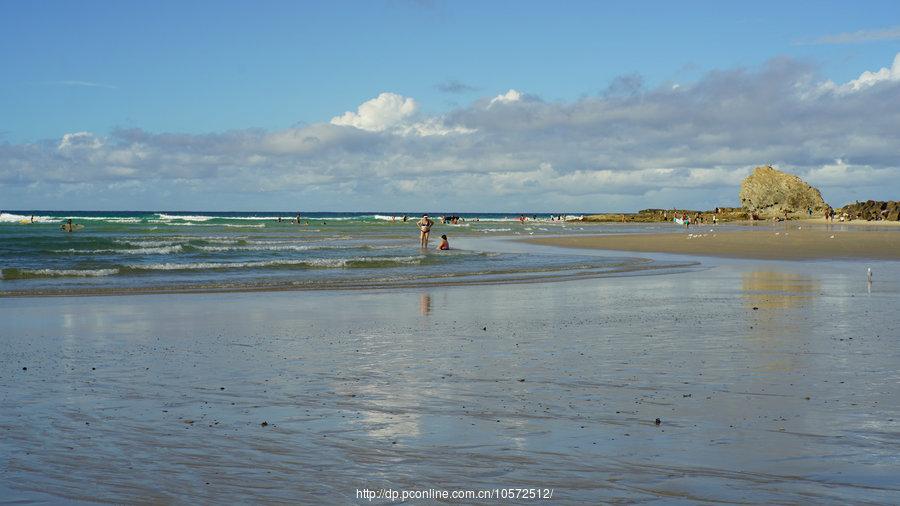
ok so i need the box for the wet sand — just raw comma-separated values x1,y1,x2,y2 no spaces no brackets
530,226,900,260
2,258,899,503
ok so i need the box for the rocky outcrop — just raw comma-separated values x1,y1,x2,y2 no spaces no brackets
581,207,749,223
739,166,827,219
839,200,900,221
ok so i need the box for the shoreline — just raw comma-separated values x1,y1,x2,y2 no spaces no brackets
529,226,900,260
0,259,696,298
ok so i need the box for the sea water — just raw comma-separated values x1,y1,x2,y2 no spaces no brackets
0,211,687,295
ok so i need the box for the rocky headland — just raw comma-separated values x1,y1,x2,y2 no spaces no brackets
580,165,841,223
739,165,828,219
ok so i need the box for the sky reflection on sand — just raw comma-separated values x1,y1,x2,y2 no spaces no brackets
1,259,899,503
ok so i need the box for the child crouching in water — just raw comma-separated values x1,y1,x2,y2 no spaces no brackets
437,234,450,250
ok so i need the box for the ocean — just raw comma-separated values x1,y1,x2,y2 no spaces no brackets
0,211,692,296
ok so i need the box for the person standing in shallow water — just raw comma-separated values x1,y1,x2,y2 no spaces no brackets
417,214,434,248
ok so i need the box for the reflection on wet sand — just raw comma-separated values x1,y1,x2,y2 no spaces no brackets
419,293,432,315
741,270,822,372
2,264,899,504
742,270,819,311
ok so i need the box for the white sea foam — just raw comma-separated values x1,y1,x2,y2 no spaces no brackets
66,216,143,223
128,255,424,271
196,244,317,252
218,216,279,220
1,268,119,279
154,222,264,228
155,214,214,221
0,213,59,223
115,240,182,247
53,246,183,255
128,259,344,271
196,243,379,252
153,213,296,222
1,213,149,224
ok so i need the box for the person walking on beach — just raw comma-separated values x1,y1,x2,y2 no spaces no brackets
417,214,434,248
437,234,450,250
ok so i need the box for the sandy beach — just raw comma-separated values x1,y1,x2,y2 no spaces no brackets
530,225,900,260
2,252,899,503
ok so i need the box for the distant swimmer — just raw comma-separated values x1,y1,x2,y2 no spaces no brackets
295,213,302,224
437,234,450,250
417,214,434,248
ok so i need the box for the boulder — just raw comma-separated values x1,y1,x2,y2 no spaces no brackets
739,166,828,219
839,200,900,221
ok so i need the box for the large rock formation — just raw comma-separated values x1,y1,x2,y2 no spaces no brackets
739,166,828,219
839,200,900,221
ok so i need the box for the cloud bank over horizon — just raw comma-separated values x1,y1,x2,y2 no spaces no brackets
3,54,900,212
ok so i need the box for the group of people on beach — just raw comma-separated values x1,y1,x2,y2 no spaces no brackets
669,211,704,228
415,215,449,250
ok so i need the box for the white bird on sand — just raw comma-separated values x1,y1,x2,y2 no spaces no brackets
830,235,835,239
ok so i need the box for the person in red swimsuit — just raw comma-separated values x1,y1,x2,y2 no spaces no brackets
437,234,450,250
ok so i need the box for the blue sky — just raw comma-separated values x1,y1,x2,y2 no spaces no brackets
1,1,899,211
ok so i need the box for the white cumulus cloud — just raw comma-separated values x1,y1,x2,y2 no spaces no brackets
489,89,523,107
819,52,900,94
4,54,900,211
58,131,102,150
330,92,418,132
844,52,900,91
